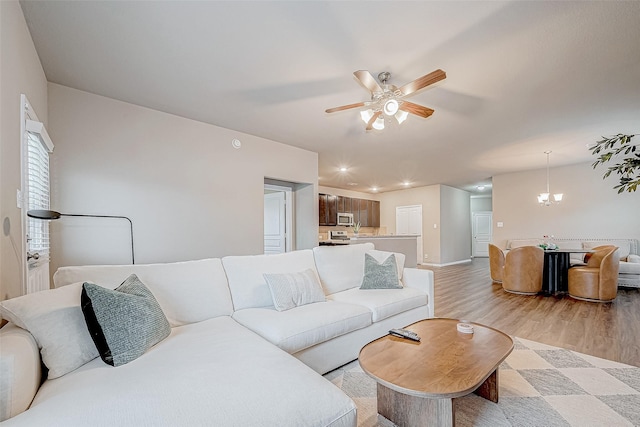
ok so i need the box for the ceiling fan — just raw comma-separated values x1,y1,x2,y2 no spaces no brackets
326,69,446,130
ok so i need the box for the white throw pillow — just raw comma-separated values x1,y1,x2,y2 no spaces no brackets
627,254,640,263
0,283,99,379
263,269,326,311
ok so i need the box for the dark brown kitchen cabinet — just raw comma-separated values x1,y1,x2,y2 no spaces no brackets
357,199,370,227
319,193,337,225
370,200,380,227
336,196,352,214
319,193,379,227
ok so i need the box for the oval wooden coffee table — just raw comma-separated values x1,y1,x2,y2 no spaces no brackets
359,318,513,427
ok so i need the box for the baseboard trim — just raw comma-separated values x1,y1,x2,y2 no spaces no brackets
421,258,472,267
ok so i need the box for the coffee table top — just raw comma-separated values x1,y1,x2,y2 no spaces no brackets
359,318,513,399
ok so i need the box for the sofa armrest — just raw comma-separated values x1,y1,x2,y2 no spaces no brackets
402,268,435,318
0,323,42,421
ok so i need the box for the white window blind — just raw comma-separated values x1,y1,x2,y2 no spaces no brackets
26,130,52,261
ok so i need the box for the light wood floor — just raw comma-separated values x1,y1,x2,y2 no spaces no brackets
420,258,640,367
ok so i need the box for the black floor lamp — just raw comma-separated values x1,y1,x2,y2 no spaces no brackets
27,209,135,264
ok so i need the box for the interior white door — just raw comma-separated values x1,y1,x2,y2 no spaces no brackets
472,211,492,257
396,205,423,265
264,192,286,254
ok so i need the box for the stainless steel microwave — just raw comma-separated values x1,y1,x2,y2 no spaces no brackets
337,212,354,226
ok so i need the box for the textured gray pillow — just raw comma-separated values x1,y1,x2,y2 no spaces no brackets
81,274,171,367
360,253,402,289
263,269,326,311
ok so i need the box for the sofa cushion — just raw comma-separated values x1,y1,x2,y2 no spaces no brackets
223,250,319,311
508,239,541,249
0,324,42,421
263,269,326,311
313,243,376,295
583,241,631,260
0,283,99,379
232,301,371,353
619,260,640,275
81,275,171,366
360,253,402,289
9,316,357,427
328,287,427,322
53,258,232,327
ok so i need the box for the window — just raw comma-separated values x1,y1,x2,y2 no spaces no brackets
22,95,54,265
26,129,52,260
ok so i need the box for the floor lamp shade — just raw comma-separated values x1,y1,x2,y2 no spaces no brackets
27,210,135,264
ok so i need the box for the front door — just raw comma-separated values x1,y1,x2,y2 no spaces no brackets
472,211,492,257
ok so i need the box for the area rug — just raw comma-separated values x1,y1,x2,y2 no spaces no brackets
323,337,640,427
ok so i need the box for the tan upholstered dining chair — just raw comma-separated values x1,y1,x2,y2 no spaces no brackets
502,246,544,295
568,246,619,302
488,243,505,283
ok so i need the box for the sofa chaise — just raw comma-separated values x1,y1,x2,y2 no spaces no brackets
0,242,434,425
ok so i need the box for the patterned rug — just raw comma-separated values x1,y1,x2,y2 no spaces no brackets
323,337,640,426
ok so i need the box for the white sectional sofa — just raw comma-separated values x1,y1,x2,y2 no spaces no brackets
0,243,434,425
506,238,640,288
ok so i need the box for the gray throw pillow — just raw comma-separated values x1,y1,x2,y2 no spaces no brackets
81,274,171,367
360,253,402,289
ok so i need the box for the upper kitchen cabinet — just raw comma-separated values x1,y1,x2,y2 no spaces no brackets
319,193,380,228
336,196,352,214
371,200,380,227
358,199,370,227
319,193,337,226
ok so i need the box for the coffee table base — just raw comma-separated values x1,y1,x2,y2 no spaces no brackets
376,369,500,427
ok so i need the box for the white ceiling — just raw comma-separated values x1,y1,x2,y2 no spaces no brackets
20,1,640,195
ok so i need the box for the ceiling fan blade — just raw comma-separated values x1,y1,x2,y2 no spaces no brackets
325,102,366,114
365,111,382,130
399,69,446,96
400,101,435,118
354,70,383,93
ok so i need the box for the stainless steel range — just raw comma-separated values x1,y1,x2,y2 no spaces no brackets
328,230,350,245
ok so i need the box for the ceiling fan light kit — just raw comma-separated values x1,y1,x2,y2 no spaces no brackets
326,69,446,131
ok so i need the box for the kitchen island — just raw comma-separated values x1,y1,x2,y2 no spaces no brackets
350,235,419,267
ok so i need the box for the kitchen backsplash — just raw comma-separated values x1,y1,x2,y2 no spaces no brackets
318,226,388,241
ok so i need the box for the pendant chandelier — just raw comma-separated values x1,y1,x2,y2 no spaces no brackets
537,151,563,206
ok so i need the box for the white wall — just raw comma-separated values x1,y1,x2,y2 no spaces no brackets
379,185,442,263
493,162,640,248
0,1,48,300
440,185,472,263
47,84,318,274
378,184,472,265
470,196,492,213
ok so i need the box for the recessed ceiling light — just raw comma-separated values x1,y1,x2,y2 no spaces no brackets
371,187,378,192
402,181,411,186
339,167,348,172
347,182,358,186
477,185,485,191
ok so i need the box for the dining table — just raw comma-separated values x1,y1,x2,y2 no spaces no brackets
543,249,592,294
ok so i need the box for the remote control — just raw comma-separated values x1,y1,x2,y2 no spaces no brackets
389,328,420,342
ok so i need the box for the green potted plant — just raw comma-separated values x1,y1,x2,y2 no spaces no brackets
353,221,361,235
590,134,638,193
